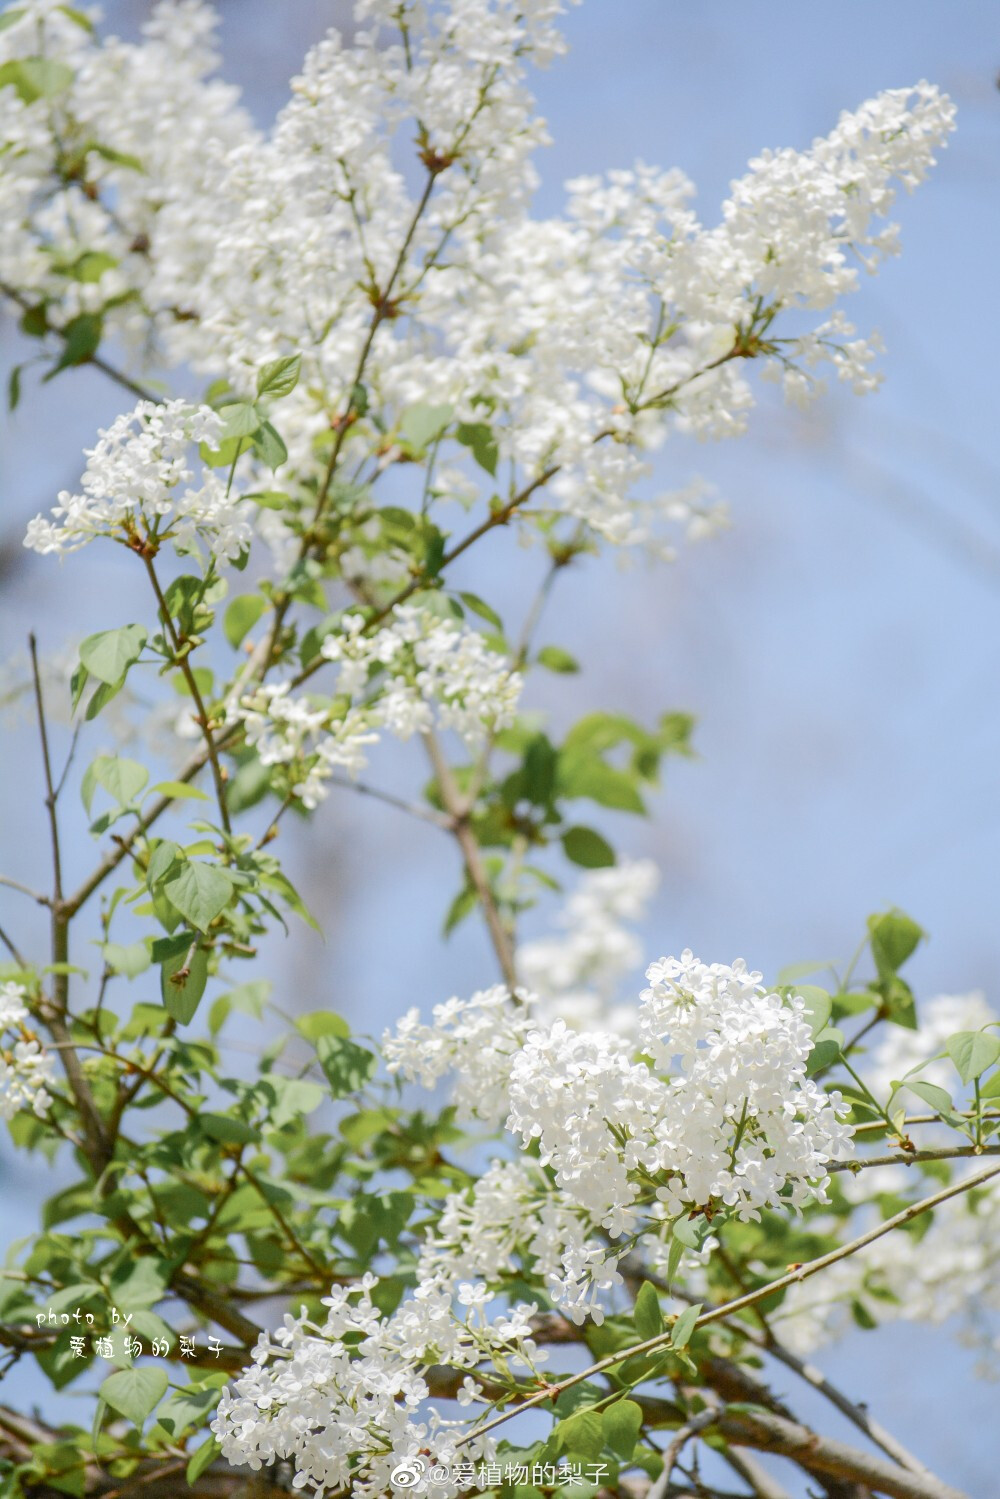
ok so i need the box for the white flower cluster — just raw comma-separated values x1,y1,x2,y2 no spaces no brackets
23,400,251,563
1,2,954,566
0,982,55,1122
0,1,251,349
212,1271,542,1498
385,983,531,1128
232,607,522,808
322,607,522,744
386,953,854,1322
636,952,854,1219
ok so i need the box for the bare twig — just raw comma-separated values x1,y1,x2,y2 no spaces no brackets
423,727,519,990
0,874,49,907
325,774,453,829
458,1162,1000,1448
28,635,109,1170
144,558,232,835
831,1144,1000,1171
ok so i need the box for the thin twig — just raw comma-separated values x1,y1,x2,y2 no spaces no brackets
458,1161,1000,1447
144,557,232,835
326,774,453,829
0,874,49,907
28,638,111,1167
423,727,519,989
0,920,28,967
831,1143,1000,1171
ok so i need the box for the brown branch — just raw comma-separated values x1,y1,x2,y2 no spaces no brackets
422,727,519,990
832,1144,1000,1171
0,874,50,907
713,1408,966,1499
0,281,159,405
144,558,231,835
459,1162,1000,1447
28,635,110,1171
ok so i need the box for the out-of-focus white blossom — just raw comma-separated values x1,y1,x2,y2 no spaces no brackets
3,1,954,567
519,857,659,1031
230,606,521,808
0,983,55,1121
862,990,997,1103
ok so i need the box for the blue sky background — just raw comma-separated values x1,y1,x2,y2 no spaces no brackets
2,1,1000,1490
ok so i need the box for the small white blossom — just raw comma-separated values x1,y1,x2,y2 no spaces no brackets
23,401,251,564
0,984,55,1121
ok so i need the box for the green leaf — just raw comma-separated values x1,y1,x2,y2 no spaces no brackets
806,1026,844,1076
99,1366,168,1429
219,401,260,439
0,56,74,103
602,1399,643,1459
186,1436,221,1485
224,594,267,648
256,354,301,399
57,6,95,32
101,942,150,979
562,826,615,869
149,781,209,802
795,985,832,1038
156,1384,222,1438
455,420,498,476
91,1396,107,1456
260,1077,325,1128
253,419,288,471
443,883,477,937
633,1281,663,1340
79,624,147,686
316,1035,377,1098
558,756,645,814
556,1408,604,1459
458,592,503,632
82,755,148,814
90,142,144,171
296,1010,350,1042
8,361,23,411
536,645,579,674
84,676,125,722
671,1302,701,1349
400,402,452,452
69,250,117,283
901,1078,958,1117
147,839,183,888
44,312,103,379
0,11,26,33
160,942,208,1024
868,909,925,978
163,863,234,933
200,1113,258,1145
945,1031,1000,1085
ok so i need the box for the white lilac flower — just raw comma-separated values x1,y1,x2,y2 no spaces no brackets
212,1272,538,1498
23,400,251,563
0,983,55,1121
385,954,855,1325
4,1,953,572
519,857,659,1031
227,606,521,809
